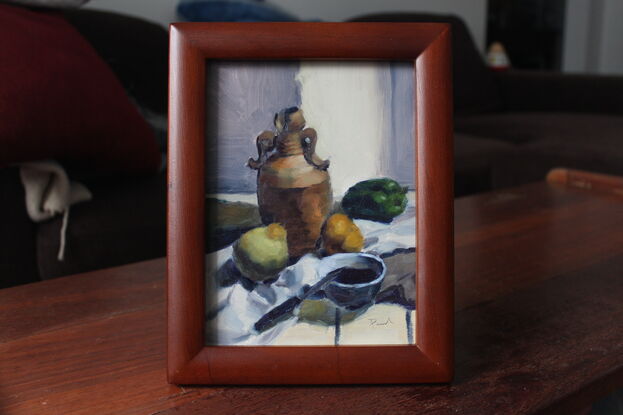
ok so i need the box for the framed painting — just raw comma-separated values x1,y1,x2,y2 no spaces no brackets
167,22,453,384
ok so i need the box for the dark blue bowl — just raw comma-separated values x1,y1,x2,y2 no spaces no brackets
318,253,386,310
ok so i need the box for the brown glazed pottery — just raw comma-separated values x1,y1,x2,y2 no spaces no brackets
248,107,332,257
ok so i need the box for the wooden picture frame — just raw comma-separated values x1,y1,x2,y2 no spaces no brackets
167,22,453,384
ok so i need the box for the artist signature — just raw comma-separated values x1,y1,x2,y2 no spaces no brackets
368,317,393,326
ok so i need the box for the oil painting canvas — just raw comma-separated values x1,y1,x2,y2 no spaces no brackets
204,61,416,346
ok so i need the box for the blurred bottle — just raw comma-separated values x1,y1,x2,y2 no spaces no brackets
487,41,511,71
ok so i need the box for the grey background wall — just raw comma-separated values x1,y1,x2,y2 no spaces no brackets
85,0,488,51
85,0,177,30
84,0,623,75
563,0,623,75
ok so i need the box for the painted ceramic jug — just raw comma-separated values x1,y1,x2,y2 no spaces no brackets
248,107,332,257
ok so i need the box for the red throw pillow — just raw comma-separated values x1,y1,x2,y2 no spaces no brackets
0,4,161,176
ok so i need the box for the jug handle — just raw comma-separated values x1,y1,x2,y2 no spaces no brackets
248,131,275,170
302,128,329,171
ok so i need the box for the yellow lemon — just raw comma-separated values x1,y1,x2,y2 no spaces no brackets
266,223,286,240
343,230,364,253
324,213,351,240
322,213,364,255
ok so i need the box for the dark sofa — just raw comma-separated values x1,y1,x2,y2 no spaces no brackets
2,9,623,289
353,13,623,195
0,8,169,288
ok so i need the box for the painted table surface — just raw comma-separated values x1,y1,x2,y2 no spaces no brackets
1,181,623,415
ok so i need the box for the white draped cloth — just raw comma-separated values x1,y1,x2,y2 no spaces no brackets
205,204,416,346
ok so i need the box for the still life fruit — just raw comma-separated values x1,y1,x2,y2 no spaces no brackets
321,213,364,255
232,223,288,282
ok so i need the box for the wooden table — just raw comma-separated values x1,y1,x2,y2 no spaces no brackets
1,180,622,414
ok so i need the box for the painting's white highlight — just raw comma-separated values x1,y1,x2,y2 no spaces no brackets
273,306,416,345
338,307,415,345
296,62,390,196
208,190,416,206
206,193,257,205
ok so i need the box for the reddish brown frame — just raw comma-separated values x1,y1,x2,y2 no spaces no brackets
167,22,453,384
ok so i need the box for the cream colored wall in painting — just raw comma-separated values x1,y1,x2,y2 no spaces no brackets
204,61,413,195
296,62,390,196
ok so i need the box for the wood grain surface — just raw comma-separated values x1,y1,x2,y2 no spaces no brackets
1,181,622,414
547,167,623,197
